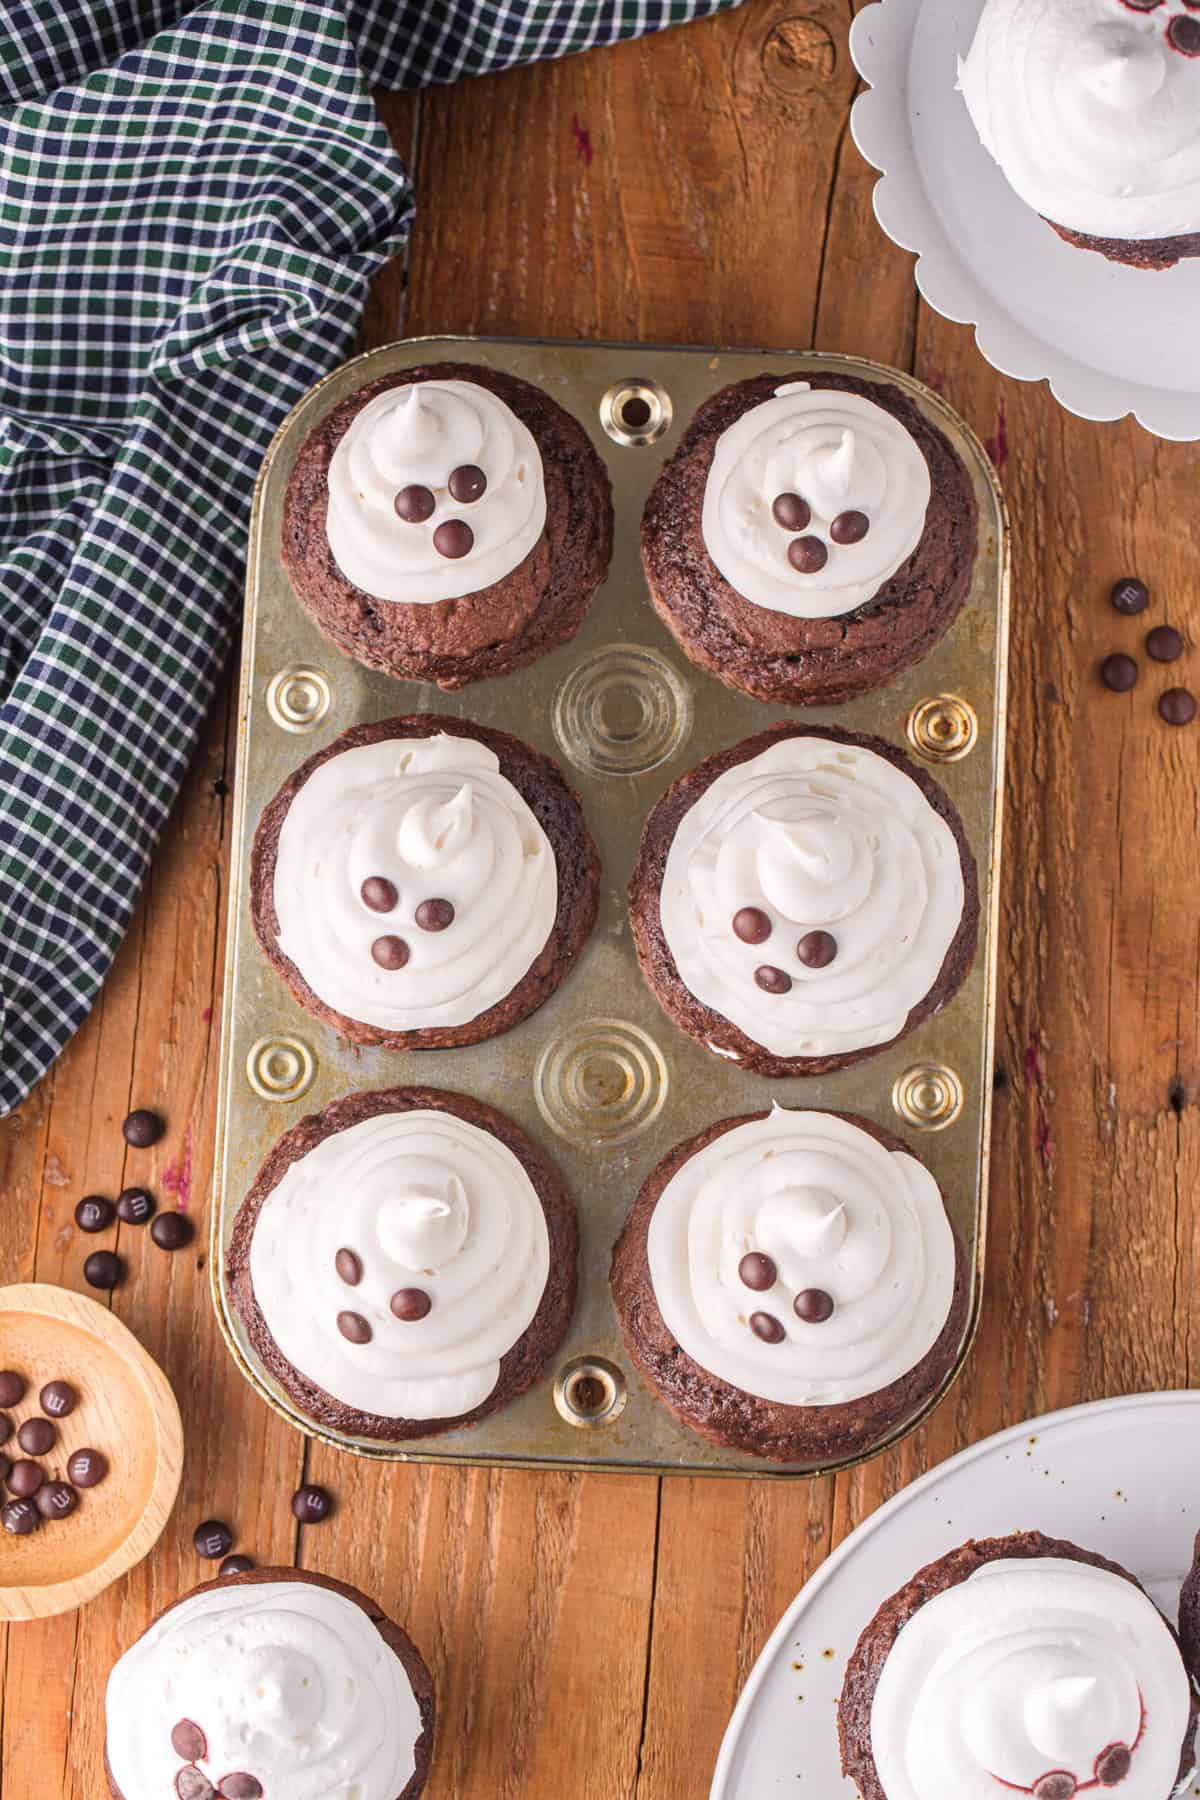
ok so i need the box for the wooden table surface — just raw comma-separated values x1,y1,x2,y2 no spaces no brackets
4,2,1198,1792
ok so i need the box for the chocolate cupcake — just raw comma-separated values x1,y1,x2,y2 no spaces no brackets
640,372,976,706
629,723,978,1077
251,715,599,1051
610,1107,968,1463
228,1086,578,1441
105,1566,435,1800
283,362,613,687
839,1533,1199,1800
960,1,1200,271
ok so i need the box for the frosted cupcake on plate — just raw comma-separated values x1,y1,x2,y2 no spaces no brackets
610,1107,968,1463
839,1532,1199,1799
228,1087,578,1441
251,715,599,1051
105,1567,435,1800
959,0,1200,271
640,372,977,706
283,362,613,687
628,723,979,1077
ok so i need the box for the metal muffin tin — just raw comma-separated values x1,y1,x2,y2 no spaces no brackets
211,338,1010,1478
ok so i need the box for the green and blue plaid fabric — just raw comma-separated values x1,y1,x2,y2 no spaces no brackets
0,0,735,1113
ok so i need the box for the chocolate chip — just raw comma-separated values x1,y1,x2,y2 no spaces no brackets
218,1777,263,1799
117,1185,156,1226
1094,1744,1131,1784
0,1371,27,1408
336,1247,363,1286
449,463,487,503
219,1554,255,1575
7,1460,44,1498
796,929,837,968
738,1252,777,1291
2,1498,40,1536
1032,1777,1077,1800
1100,652,1137,693
390,1287,432,1321
1146,624,1183,662
432,519,474,559
370,934,410,971
772,492,811,530
415,897,454,931
754,965,792,995
394,483,435,523
360,875,398,913
152,1211,194,1251
123,1108,164,1148
175,1770,216,1800
83,1249,124,1290
1111,576,1150,613
291,1484,334,1523
193,1519,233,1559
794,1288,835,1323
40,1381,77,1419
337,1310,372,1344
830,510,869,545
75,1195,115,1233
67,1447,108,1488
787,536,828,574
36,1481,78,1520
749,1312,786,1344
732,906,771,945
17,1418,55,1456
1120,0,1161,8
0,1416,9,1447
172,1721,209,1762
1168,15,1200,52
1160,687,1197,726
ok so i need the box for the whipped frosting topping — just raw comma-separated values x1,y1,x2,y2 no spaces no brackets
325,378,546,603
249,1107,550,1419
272,732,557,1033
645,1108,956,1406
700,383,931,619
105,1580,425,1800
870,1556,1193,1800
658,734,965,1059
959,0,1200,243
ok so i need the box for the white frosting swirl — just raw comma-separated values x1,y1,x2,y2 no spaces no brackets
248,1107,550,1419
870,1557,1193,1800
645,1108,956,1405
272,732,557,1033
658,734,965,1059
700,383,931,619
326,378,546,602
105,1580,425,1800
959,0,1200,243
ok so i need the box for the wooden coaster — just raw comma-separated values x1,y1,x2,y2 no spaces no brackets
0,1284,182,1622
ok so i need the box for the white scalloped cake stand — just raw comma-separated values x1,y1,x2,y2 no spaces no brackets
709,1391,1200,1797
849,0,1200,441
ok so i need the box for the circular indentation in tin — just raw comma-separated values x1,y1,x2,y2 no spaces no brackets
267,666,333,734
906,694,978,763
553,1357,628,1429
892,1063,964,1132
553,645,692,776
534,1019,668,1146
246,1035,317,1103
599,378,673,447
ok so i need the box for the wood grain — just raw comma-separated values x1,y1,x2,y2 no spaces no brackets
3,3,1199,1794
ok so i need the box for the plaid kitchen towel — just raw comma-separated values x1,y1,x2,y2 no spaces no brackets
0,0,735,1115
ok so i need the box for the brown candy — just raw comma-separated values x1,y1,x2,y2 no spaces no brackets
1094,1744,1132,1784
771,492,811,531
218,1777,263,1799
830,510,869,545
732,906,771,945
1160,688,1197,727
84,1249,125,1291
193,1519,233,1559
415,897,455,931
432,519,474,559
390,1287,433,1321
337,1311,373,1344
754,965,792,995
335,1247,363,1286
36,1482,79,1520
394,483,435,523
748,1312,785,1344
787,536,828,575
1110,576,1149,614
794,1288,835,1323
75,1195,115,1232
2,1498,40,1536
1146,624,1183,662
797,929,837,968
1099,653,1137,693
175,1770,216,1800
0,1371,26,1408
172,1721,209,1762
1168,15,1200,53
7,1459,44,1498
291,1484,334,1523
152,1211,194,1251
17,1417,55,1456
360,875,398,913
219,1554,254,1576
738,1252,777,1292
67,1448,108,1488
40,1380,77,1418
117,1185,156,1226
123,1108,164,1148
448,463,487,503
370,934,410,971
0,1414,10,1447
1031,1777,1077,1800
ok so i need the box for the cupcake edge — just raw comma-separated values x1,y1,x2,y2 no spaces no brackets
837,1532,1200,1800
282,362,613,690
104,1565,436,1800
609,1107,971,1464
250,713,601,1051
627,721,981,1078
228,1085,579,1441
1046,217,1200,272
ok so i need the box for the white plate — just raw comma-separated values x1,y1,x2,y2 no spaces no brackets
710,1390,1200,1797
849,0,1200,442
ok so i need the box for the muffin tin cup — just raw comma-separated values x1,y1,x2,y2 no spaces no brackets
211,338,1010,1478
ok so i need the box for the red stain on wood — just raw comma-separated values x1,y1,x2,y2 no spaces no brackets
571,115,594,166
162,1123,193,1210
984,398,1008,472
